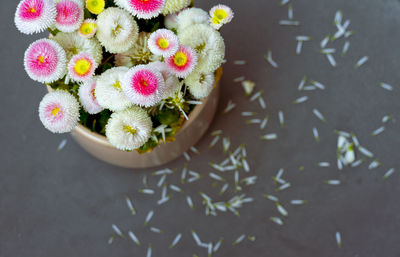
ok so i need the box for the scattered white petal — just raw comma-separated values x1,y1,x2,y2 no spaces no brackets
169,233,182,248
368,159,381,170
318,162,331,167
144,210,154,226
383,168,395,179
223,100,236,114
379,82,393,91
382,115,392,123
355,56,369,68
125,196,136,215
57,139,67,151
313,127,320,142
313,108,327,123
128,231,141,246
279,20,300,26
290,200,307,205
150,227,162,234
293,96,309,104
358,146,374,158
326,54,337,67
260,133,278,140
112,224,124,238
270,216,284,225
276,203,288,217
342,41,350,56
233,234,246,245
278,111,284,127
265,50,279,68
325,180,341,185
371,126,385,136
336,232,342,248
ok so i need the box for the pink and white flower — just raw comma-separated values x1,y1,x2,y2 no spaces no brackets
55,0,84,32
14,0,57,35
68,52,97,82
39,90,80,133
78,19,97,39
121,64,166,107
148,29,179,58
78,79,103,114
24,38,67,83
119,0,166,19
165,45,197,78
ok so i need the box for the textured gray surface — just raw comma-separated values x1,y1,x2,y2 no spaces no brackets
1,0,400,257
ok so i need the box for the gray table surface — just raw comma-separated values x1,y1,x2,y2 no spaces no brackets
1,0,400,256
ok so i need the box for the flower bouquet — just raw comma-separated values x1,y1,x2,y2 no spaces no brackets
14,0,233,167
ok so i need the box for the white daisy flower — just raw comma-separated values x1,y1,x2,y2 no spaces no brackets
95,66,132,112
39,90,80,133
14,0,57,35
161,0,191,15
121,64,166,107
148,29,179,57
96,7,139,54
176,7,209,33
52,32,103,64
116,0,166,19
148,61,179,99
24,38,67,83
209,4,234,30
114,32,159,68
54,0,84,33
78,78,104,114
178,24,225,73
106,106,153,151
185,71,215,99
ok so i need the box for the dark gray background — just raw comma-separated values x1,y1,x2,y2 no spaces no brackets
1,0,399,256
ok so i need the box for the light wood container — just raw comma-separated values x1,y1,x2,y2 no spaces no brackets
69,70,222,169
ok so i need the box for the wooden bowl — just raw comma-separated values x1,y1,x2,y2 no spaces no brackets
67,69,222,169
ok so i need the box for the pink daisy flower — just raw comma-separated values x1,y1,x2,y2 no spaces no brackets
68,53,97,82
165,45,198,78
78,79,103,114
14,0,57,35
55,0,84,32
39,90,80,133
24,38,67,83
148,29,179,58
121,64,166,107
124,0,166,19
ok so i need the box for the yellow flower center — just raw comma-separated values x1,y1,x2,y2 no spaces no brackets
173,52,188,67
157,38,169,49
29,7,37,13
38,56,45,64
80,22,96,36
51,107,61,116
74,59,92,76
123,125,137,135
86,0,105,15
112,80,121,90
212,9,228,24
141,79,149,87
112,24,122,37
